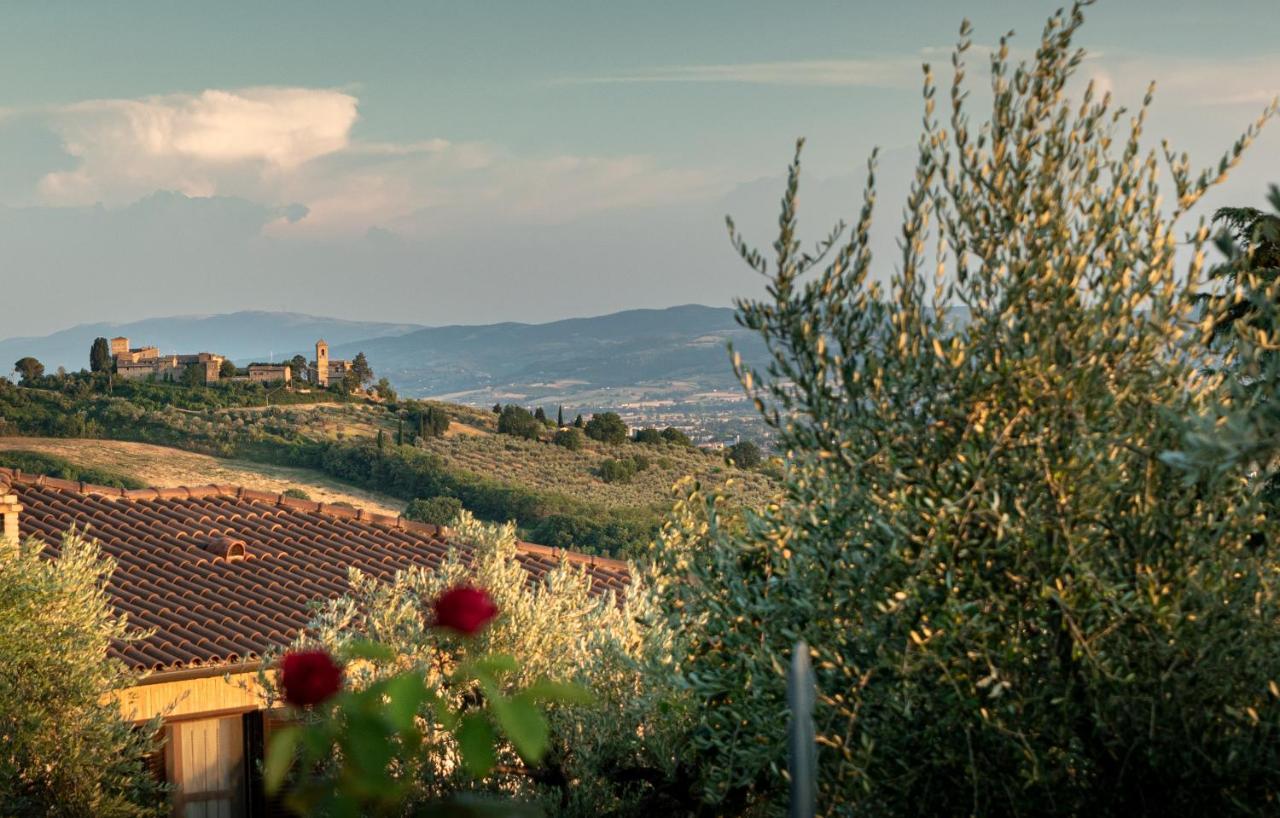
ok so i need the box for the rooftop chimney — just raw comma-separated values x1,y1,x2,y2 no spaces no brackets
204,535,247,562
0,488,21,548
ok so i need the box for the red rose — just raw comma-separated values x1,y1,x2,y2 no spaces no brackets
279,649,343,707
432,585,499,636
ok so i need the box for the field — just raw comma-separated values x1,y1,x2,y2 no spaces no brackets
0,378,777,554
415,428,774,510
0,437,407,516
208,401,775,511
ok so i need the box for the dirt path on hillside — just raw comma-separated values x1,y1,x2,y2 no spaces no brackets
0,437,407,517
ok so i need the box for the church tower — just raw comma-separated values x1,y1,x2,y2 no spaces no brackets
315,339,330,387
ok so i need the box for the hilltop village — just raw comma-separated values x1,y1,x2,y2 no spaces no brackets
109,338,361,390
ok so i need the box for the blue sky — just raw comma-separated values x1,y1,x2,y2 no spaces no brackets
2,1,1278,336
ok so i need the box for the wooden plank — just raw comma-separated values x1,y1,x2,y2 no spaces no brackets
115,671,273,722
166,715,247,818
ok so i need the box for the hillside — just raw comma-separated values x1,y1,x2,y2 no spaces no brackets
1,305,768,438
0,377,777,555
330,303,763,397
0,438,408,516
0,311,422,372
218,400,776,511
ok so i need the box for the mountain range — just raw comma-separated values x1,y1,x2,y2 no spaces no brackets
1,305,764,415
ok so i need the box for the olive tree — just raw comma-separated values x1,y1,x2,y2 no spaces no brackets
0,531,166,816
281,512,691,816
658,4,1280,816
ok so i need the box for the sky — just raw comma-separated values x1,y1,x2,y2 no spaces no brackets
1,0,1278,337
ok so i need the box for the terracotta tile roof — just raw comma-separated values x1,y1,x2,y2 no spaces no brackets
0,467,629,674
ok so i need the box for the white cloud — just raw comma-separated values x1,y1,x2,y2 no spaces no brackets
39,87,358,204
24,85,724,236
271,143,720,238
561,57,923,88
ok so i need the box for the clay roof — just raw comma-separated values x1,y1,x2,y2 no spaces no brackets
0,467,629,675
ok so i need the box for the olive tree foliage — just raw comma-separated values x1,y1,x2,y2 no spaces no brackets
0,531,166,816
657,4,1280,816
1165,188,1280,483
275,512,690,816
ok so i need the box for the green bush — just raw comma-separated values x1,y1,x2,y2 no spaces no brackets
283,488,311,501
0,531,167,815
724,440,762,469
497,405,542,440
407,404,450,440
403,495,464,527
553,427,584,450
596,458,636,484
659,6,1280,816
273,514,688,815
633,428,663,445
659,427,693,447
0,450,144,489
584,412,628,444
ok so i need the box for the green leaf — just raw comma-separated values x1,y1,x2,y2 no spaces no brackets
340,638,396,663
493,694,550,762
523,678,593,705
344,718,394,781
263,726,300,795
464,653,519,678
383,672,428,733
456,713,498,778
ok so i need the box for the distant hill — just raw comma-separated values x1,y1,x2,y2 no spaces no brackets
4,305,766,415
331,304,764,402
0,311,423,372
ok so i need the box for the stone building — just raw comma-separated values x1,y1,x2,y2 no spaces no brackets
111,338,225,384
247,364,291,384
309,339,352,387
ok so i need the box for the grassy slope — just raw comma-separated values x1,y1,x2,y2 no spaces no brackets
0,437,407,516
212,400,775,511
0,382,775,553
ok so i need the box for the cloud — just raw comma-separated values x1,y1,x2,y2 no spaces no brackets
560,57,923,88
269,143,720,238
22,85,723,237
564,46,1279,114
38,87,358,203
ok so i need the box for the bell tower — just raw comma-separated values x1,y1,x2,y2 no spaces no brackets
315,339,330,387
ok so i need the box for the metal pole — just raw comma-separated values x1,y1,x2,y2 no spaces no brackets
788,639,817,818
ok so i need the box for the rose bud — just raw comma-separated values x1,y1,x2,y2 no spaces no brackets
280,649,343,707
432,585,499,636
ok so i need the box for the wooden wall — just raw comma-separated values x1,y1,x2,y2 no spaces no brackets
115,671,273,722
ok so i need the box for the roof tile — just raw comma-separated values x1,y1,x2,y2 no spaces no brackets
3,467,630,673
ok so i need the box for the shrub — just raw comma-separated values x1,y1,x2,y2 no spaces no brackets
283,488,311,501
277,513,688,815
553,427,584,450
411,405,450,440
659,6,1280,816
13,357,43,385
0,531,167,815
404,496,464,527
724,440,762,469
659,427,693,447
633,428,663,445
597,458,636,484
497,405,541,440
584,412,628,444
0,450,144,489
